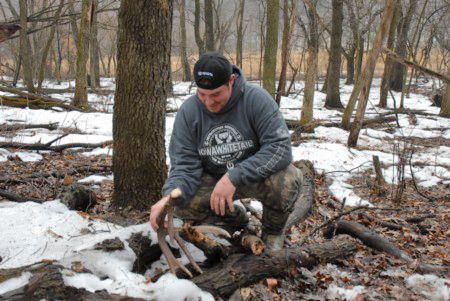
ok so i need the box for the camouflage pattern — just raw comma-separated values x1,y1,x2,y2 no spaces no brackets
174,164,304,235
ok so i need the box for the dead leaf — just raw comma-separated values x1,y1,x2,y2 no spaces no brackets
63,174,73,185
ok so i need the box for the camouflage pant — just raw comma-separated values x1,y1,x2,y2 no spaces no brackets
175,164,303,235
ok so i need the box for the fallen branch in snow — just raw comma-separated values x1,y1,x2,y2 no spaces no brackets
192,237,357,298
0,188,46,203
0,94,88,112
0,140,113,152
324,220,449,275
287,116,397,134
383,47,450,83
0,122,59,132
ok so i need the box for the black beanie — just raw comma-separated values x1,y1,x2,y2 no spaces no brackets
193,52,232,90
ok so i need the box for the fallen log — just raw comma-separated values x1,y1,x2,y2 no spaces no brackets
287,116,397,134
0,122,58,132
0,140,113,152
0,94,88,112
324,220,449,275
0,188,46,203
192,237,357,298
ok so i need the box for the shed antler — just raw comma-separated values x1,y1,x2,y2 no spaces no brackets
0,24,20,43
157,188,203,278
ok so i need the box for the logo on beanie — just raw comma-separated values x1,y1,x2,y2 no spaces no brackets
198,71,213,77
199,124,254,167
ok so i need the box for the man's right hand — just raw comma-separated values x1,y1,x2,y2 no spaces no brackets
149,195,170,231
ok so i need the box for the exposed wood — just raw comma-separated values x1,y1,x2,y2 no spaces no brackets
192,238,357,298
241,235,265,255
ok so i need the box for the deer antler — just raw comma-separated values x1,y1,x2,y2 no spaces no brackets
0,25,21,44
157,188,203,278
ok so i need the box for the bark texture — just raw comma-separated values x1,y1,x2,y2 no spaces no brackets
262,0,280,100
389,0,418,92
179,0,191,81
324,0,344,109
19,0,35,92
235,0,245,67
204,0,215,52
72,0,93,108
113,0,171,209
300,2,318,127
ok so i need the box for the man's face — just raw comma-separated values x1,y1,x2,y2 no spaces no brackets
197,74,235,113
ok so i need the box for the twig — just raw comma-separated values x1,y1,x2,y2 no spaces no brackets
45,133,69,146
408,149,437,202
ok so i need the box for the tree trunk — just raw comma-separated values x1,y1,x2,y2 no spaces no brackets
348,0,396,147
67,1,79,44
235,0,245,67
37,0,65,91
262,0,279,100
300,3,318,127
204,0,214,52
440,68,450,117
113,0,171,210
179,0,191,81
379,0,401,107
19,0,35,92
72,0,93,108
344,46,355,85
389,0,417,92
324,0,344,109
89,0,100,89
275,0,294,105
194,0,205,56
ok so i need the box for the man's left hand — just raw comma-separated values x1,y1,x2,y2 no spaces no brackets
210,173,236,216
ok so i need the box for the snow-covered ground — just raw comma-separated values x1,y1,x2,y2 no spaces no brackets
0,77,448,300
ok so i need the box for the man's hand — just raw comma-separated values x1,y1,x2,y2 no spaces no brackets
150,195,170,231
210,173,236,216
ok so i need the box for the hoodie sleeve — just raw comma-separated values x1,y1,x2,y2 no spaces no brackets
227,87,292,187
161,108,203,207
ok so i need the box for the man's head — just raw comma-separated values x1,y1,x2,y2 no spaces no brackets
194,52,234,113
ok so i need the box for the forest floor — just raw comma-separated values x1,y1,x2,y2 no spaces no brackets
0,77,448,300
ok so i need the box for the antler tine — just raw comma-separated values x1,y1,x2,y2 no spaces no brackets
174,231,203,274
157,205,193,278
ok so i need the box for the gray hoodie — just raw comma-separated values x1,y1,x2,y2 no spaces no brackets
162,66,292,206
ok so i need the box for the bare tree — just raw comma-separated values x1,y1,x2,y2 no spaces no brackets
276,0,296,105
389,0,418,92
300,0,319,127
204,0,215,51
19,0,35,92
348,0,396,147
89,0,101,89
235,0,245,67
72,0,93,108
324,0,344,109
179,0,191,81
262,0,279,100
194,0,205,56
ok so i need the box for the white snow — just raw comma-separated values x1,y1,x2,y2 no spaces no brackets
0,272,32,295
326,284,366,300
406,274,450,301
